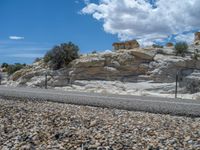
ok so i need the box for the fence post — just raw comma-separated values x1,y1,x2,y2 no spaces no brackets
45,73,47,89
175,71,178,98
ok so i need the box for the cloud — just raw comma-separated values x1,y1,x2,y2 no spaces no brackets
175,33,194,44
81,0,200,45
9,36,25,40
83,0,90,4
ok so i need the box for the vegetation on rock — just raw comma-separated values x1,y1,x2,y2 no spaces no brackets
91,50,97,54
175,42,188,57
152,44,163,48
7,63,26,75
34,57,42,63
44,42,79,70
1,63,9,69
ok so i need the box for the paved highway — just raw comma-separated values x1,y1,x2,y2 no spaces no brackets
0,86,199,117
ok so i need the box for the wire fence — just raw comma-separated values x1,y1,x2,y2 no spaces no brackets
0,66,200,98
175,67,200,96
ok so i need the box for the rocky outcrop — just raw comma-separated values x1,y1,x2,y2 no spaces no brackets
70,50,151,81
148,54,197,82
178,69,200,94
6,43,200,94
165,42,174,47
194,32,200,45
130,49,157,60
112,40,140,50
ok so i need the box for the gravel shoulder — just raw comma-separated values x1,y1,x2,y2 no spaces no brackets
0,98,199,150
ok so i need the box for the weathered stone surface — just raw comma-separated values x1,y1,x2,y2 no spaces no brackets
129,48,157,60
179,70,200,93
5,44,200,93
73,56,105,68
194,32,200,41
156,47,175,55
112,40,140,50
194,32,200,45
149,54,196,82
67,50,152,81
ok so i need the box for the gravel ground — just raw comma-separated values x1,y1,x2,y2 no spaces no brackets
0,98,199,150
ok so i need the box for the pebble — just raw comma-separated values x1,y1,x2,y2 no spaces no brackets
0,98,199,149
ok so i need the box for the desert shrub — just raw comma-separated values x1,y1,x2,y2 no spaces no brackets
44,50,53,63
12,70,24,81
175,42,188,57
152,44,163,48
11,67,30,81
34,57,42,63
92,50,97,54
44,42,79,70
7,63,26,75
1,63,9,68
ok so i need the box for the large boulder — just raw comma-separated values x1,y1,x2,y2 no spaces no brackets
179,70,200,93
194,32,200,45
72,56,105,68
112,40,140,50
124,40,140,49
149,54,196,82
112,42,125,50
165,42,174,47
69,50,153,81
129,48,157,60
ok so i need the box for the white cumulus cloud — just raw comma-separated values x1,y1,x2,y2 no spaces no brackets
9,36,25,40
81,0,200,45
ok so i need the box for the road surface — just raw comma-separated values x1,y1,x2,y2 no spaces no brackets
0,86,199,117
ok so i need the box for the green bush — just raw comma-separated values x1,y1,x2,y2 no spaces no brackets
92,50,97,54
44,42,79,70
44,51,53,63
7,63,26,75
34,57,42,63
175,42,188,57
152,44,163,48
1,63,9,68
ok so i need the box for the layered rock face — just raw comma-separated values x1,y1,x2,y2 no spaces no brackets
70,49,153,82
7,44,200,93
194,32,200,45
112,40,140,50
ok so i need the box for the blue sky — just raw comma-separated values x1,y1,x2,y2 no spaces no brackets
1,0,199,64
0,0,117,64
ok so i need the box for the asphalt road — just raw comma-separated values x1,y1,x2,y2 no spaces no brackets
0,86,200,117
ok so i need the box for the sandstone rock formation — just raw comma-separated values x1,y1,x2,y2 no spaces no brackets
179,69,200,94
149,54,197,83
166,42,174,47
5,42,200,94
112,40,140,50
194,32,200,45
